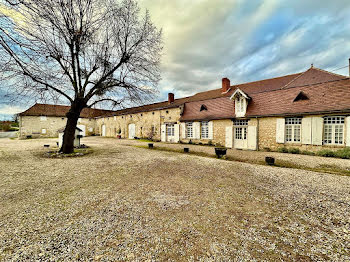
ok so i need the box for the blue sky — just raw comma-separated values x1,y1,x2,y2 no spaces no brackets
1,0,350,120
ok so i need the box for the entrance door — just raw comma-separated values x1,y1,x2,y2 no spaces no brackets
77,125,86,136
234,126,248,149
128,124,135,139
101,124,106,136
167,124,175,142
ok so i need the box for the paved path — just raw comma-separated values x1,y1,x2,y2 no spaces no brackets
113,138,350,170
0,132,17,139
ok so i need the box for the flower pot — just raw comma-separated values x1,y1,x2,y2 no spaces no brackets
265,156,275,165
215,148,227,158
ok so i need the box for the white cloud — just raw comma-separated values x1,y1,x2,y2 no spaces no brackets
0,105,25,115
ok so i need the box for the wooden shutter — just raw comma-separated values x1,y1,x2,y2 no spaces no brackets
161,124,166,142
208,121,213,139
301,117,312,144
311,117,323,145
346,117,350,147
247,126,257,150
181,123,186,139
174,124,180,143
225,126,233,148
193,122,201,139
276,118,285,143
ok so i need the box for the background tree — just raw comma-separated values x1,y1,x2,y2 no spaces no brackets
0,0,162,153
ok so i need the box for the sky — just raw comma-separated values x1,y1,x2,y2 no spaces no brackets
1,0,350,120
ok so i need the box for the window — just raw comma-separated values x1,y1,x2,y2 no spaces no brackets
285,118,302,143
41,128,47,134
151,125,156,134
323,116,344,145
235,127,247,140
40,116,47,121
234,119,249,126
166,110,169,114
236,97,245,113
201,121,209,139
167,124,174,136
234,120,248,140
186,122,193,138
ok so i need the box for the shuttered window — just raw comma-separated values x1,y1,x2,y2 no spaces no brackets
323,116,344,145
285,118,301,142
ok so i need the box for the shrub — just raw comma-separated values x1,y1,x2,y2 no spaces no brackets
334,148,350,159
316,150,335,157
188,140,193,144
301,150,315,156
208,140,213,146
263,147,271,152
277,147,288,153
288,147,300,154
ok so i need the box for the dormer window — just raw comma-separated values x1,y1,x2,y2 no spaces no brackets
230,88,250,118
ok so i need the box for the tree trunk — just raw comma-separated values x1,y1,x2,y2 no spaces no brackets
60,101,84,154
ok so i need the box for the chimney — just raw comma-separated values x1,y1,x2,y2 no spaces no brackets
222,77,230,93
168,93,174,104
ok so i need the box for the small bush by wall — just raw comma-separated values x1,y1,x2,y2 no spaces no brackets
288,147,300,154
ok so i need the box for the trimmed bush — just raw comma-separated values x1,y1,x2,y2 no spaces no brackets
334,148,350,159
301,150,315,156
277,147,288,153
316,150,335,158
288,147,300,154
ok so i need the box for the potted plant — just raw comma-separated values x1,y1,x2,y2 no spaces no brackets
215,147,227,158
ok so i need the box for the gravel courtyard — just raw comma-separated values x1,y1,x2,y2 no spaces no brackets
0,137,349,261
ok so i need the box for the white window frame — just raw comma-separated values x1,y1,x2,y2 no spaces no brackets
285,118,302,143
186,122,193,138
323,116,345,145
234,119,248,140
167,124,175,137
201,121,209,139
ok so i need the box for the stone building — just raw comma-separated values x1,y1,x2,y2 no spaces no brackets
19,66,350,152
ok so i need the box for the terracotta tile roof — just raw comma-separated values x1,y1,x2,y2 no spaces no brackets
180,67,349,121
19,103,115,118
179,97,235,121
19,67,350,120
246,78,350,117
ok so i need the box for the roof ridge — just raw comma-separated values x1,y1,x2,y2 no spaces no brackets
281,68,310,90
312,66,349,78
231,72,302,88
249,78,350,95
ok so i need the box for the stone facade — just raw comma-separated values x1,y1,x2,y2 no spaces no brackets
19,116,96,138
96,107,181,140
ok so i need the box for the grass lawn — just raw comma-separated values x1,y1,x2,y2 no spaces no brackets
0,137,349,260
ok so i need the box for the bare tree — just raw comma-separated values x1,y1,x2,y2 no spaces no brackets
0,0,162,153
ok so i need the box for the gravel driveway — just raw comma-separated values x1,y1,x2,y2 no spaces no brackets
0,137,349,261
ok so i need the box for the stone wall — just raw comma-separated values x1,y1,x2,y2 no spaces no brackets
257,115,349,152
96,107,182,141
19,116,96,138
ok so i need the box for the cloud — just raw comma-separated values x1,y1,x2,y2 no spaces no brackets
0,104,26,115
138,0,350,100
1,0,350,108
